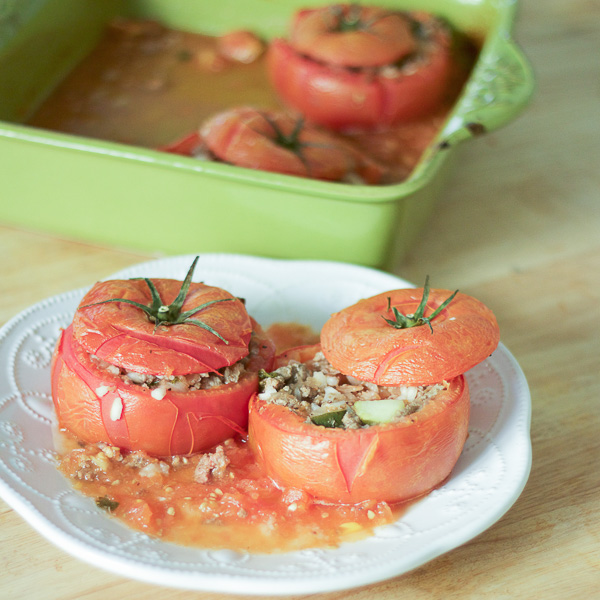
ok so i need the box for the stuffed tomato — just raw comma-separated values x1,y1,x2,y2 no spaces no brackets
51,258,275,456
249,280,499,504
268,5,456,131
162,106,386,184
249,344,469,504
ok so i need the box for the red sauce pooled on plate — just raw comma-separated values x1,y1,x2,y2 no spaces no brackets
59,434,401,552
56,322,404,553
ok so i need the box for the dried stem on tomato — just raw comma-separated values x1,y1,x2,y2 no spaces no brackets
330,4,364,32
329,4,399,32
383,276,458,333
260,113,342,175
262,113,306,153
81,256,234,342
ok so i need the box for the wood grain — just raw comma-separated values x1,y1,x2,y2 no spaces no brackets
1,0,599,598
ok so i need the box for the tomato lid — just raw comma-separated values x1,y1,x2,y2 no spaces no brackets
72,277,252,376
321,286,500,386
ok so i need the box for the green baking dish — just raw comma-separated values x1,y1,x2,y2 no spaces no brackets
0,0,533,269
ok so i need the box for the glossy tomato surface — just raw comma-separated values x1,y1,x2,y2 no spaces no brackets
52,320,275,457
321,288,500,386
72,278,252,376
268,10,455,131
249,345,470,504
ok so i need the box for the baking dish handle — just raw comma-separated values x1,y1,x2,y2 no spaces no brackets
438,35,534,147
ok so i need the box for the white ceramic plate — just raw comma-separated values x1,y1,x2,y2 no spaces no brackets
0,254,531,595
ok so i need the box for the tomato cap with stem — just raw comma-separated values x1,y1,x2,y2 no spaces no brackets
382,275,458,334
81,256,234,342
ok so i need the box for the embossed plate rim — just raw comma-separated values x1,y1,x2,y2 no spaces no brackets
0,253,532,595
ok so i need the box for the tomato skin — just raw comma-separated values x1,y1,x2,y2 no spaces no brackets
72,279,252,376
268,19,454,131
273,343,324,367
200,107,340,179
321,288,500,386
117,498,156,532
158,131,204,155
290,6,417,68
248,345,469,504
199,106,385,183
52,321,274,456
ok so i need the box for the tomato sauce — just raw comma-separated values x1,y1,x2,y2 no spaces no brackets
265,322,320,354
58,433,401,553
27,18,477,184
56,321,404,552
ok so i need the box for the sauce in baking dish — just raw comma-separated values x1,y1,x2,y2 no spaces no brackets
28,19,279,149
28,18,477,184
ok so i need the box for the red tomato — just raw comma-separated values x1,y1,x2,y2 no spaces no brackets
248,344,470,504
52,272,275,456
321,288,500,386
199,106,386,183
268,9,455,131
52,320,274,456
72,279,252,376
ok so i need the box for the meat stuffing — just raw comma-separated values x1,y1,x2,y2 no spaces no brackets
257,351,447,429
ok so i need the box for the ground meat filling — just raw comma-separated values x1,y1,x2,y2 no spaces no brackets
89,335,261,399
65,440,229,485
258,351,447,429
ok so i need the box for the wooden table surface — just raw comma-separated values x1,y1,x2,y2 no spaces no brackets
1,1,599,598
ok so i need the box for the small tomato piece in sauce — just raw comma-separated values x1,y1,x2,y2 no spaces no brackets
158,131,206,156
265,322,320,354
217,30,265,64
